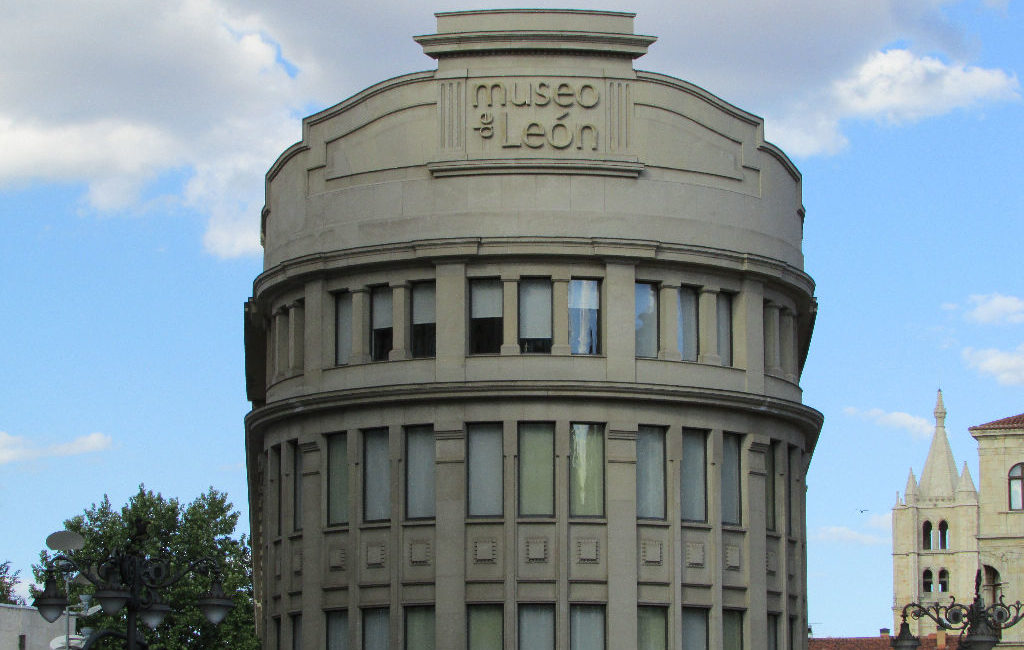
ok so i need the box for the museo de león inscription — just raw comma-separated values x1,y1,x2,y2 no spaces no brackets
472,80,601,150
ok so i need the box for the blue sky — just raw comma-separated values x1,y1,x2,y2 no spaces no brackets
2,0,1022,638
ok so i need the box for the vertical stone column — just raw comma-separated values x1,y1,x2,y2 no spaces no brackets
707,429,724,649
552,275,571,355
605,262,635,381
304,279,325,385
389,282,409,361
606,425,639,649
350,288,369,364
747,442,769,650
274,308,289,381
288,300,305,376
299,441,322,650
764,303,782,376
435,263,466,381
501,275,520,355
434,423,466,649
780,309,798,382
658,283,681,361
698,288,722,366
737,279,764,391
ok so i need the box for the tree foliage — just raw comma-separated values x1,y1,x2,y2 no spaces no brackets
1,560,26,605
34,485,258,649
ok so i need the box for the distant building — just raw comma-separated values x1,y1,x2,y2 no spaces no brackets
809,629,960,649
0,604,76,650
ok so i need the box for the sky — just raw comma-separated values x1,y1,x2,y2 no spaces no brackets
1,0,1022,638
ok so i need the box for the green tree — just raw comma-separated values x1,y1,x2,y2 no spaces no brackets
1,560,26,605
34,485,258,649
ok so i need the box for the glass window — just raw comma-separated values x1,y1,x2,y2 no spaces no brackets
363,429,390,522
292,613,303,650
938,520,949,549
678,287,699,362
570,605,604,650
470,279,503,354
723,610,743,650
939,569,949,592
336,292,352,365
327,434,348,526
406,426,435,520
635,282,658,358
292,441,303,532
1010,464,1023,510
570,423,604,517
468,423,503,517
637,426,666,519
468,605,503,650
520,278,553,353
767,614,779,650
637,606,666,650
923,569,934,592
717,292,733,366
922,521,932,550
681,429,707,522
411,282,436,358
518,604,554,650
371,286,393,361
274,617,281,650
327,610,348,650
363,608,389,650
681,607,708,650
519,423,555,516
569,279,600,355
766,442,777,532
405,606,434,650
722,433,742,526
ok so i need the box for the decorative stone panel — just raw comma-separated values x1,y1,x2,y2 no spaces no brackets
409,540,432,566
473,538,497,564
724,545,741,570
577,538,599,564
329,547,346,571
366,542,387,569
526,537,549,563
686,542,705,568
641,540,663,566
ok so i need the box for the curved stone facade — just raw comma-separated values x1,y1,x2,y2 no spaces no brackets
244,10,822,649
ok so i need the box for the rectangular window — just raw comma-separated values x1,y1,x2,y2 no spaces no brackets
637,606,666,650
681,608,708,650
678,287,699,362
717,292,733,366
292,613,303,650
405,426,435,519
363,429,390,522
336,292,352,365
636,426,665,519
328,434,348,526
470,279,503,354
570,605,604,650
766,442,778,532
722,433,743,526
272,445,282,536
371,286,393,361
363,608,389,650
327,610,348,650
789,617,799,650
767,613,779,650
292,442,303,532
518,604,554,650
404,606,434,650
723,610,744,650
518,423,554,517
788,446,801,537
519,278,552,353
680,429,707,522
274,617,281,650
467,423,503,517
569,423,604,517
635,282,658,358
569,279,600,355
411,282,436,358
468,605,503,650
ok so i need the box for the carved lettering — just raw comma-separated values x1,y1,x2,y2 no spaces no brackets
473,83,506,108
534,82,551,107
554,82,575,107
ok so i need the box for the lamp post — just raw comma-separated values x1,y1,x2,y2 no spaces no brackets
33,522,235,649
892,570,1024,649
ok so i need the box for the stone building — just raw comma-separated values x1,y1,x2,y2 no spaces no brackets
244,9,822,649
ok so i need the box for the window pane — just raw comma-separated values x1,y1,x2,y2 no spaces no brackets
363,608,389,650
637,606,666,650
681,430,707,522
468,424,503,516
717,292,732,365
722,433,742,526
364,429,390,522
570,605,604,650
1012,478,1023,510
681,607,708,650
570,423,604,517
767,614,778,650
406,426,435,519
723,610,743,650
520,278,552,353
470,279,502,354
519,423,554,516
328,434,348,525
765,442,776,531
678,287,699,362
327,610,348,650
371,286,393,361
569,279,600,355
405,606,434,650
411,282,436,358
293,442,303,532
336,293,352,365
468,605,503,650
518,605,554,650
292,613,303,650
637,426,665,519
635,282,658,358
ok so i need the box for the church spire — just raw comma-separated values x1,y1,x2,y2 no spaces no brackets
904,468,918,505
918,389,959,498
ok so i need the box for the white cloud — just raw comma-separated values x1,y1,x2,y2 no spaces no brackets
963,344,1024,385
812,525,888,545
941,302,960,311
966,293,1024,324
843,406,933,439
866,512,892,531
0,431,114,465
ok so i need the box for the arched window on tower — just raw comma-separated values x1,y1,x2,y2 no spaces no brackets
938,520,949,549
938,569,949,592
923,569,934,592
922,520,933,550
1009,464,1024,510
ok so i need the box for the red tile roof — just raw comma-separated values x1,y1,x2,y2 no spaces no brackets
809,634,961,649
970,413,1024,431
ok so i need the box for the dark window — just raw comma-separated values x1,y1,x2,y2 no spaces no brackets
924,569,934,592
470,279,502,354
938,520,949,549
939,569,949,592
923,521,933,550
411,282,436,358
370,286,393,361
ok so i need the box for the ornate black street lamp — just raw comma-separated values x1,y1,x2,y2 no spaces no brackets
893,571,1024,649
33,523,234,649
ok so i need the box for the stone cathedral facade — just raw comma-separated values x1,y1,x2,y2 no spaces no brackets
244,10,822,649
